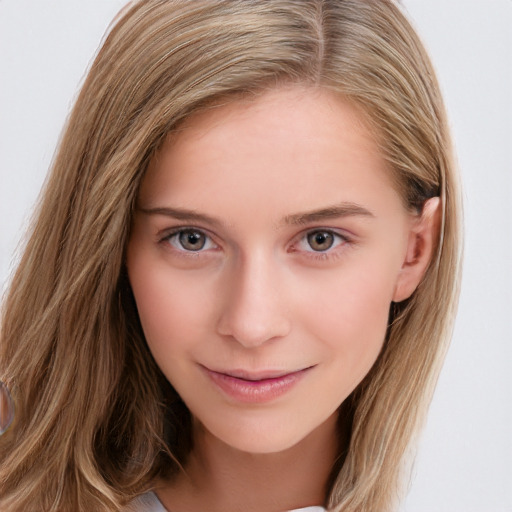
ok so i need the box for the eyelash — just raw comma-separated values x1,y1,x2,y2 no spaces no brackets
159,228,218,257
159,227,351,261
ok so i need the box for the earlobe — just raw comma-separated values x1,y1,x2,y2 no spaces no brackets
392,197,441,303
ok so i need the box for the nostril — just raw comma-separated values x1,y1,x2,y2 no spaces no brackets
216,312,292,348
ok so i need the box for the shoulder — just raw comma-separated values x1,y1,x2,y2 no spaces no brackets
123,491,168,512
289,508,326,512
122,493,326,512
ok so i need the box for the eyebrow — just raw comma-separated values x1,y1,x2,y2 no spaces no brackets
138,206,225,228
282,202,375,225
138,201,374,227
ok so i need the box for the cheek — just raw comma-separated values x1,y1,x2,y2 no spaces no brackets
127,252,216,369
297,256,397,381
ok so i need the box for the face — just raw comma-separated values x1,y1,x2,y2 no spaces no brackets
127,87,418,454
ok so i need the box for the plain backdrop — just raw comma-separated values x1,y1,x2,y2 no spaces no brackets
1,1,511,511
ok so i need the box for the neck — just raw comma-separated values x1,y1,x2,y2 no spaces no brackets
157,413,340,512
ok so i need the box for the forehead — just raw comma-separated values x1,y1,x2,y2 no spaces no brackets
138,86,401,219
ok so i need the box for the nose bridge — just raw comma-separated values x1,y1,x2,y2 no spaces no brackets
216,249,291,347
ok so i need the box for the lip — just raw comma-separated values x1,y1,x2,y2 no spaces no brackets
201,365,312,404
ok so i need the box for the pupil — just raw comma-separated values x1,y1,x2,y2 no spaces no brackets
180,231,205,250
308,231,333,251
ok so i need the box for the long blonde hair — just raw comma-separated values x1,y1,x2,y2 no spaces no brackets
0,1,462,511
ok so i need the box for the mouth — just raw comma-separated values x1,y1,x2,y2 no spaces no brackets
200,365,313,404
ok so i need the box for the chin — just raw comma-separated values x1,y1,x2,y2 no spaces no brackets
195,410,334,455
217,429,309,455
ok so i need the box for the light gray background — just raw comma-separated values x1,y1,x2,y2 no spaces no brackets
1,1,511,511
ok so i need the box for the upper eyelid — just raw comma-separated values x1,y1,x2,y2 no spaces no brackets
294,227,352,242
159,225,215,240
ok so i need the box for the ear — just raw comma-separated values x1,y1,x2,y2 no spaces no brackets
393,197,441,303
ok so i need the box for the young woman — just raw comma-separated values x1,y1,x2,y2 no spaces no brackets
0,1,462,511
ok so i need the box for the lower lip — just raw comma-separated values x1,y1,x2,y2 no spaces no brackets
203,367,310,404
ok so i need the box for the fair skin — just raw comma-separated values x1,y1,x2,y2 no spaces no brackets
127,86,439,512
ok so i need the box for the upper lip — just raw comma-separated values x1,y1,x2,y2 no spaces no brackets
201,365,313,381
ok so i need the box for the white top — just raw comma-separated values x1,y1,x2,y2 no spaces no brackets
124,491,326,512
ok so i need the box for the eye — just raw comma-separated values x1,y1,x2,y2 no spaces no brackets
164,228,216,252
307,231,335,251
298,229,348,253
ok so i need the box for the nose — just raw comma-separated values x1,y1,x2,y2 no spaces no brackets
216,253,292,348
